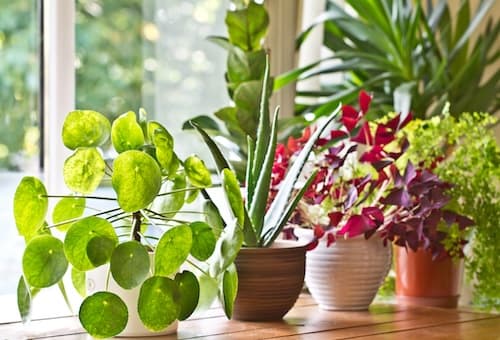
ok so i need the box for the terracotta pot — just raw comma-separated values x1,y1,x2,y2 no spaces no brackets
395,246,464,308
296,228,392,310
232,240,307,321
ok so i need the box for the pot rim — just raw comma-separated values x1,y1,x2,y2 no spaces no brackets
240,239,309,252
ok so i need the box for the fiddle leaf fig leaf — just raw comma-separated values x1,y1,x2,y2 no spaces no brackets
111,111,145,153
155,225,192,276
64,216,118,271
151,175,186,218
52,197,86,231
22,235,68,288
221,263,238,319
184,155,212,188
17,276,39,323
14,177,48,240
174,271,199,320
79,292,128,338
110,241,150,289
138,276,180,331
189,221,217,261
112,150,162,212
222,168,244,227
71,268,86,297
62,110,111,150
64,148,106,194
225,1,269,52
86,236,116,267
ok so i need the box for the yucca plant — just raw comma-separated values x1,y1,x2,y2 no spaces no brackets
278,0,499,119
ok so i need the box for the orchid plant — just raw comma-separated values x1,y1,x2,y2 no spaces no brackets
272,91,474,259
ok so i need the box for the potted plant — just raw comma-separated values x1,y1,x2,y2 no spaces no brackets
272,91,474,310
13,109,242,338
400,110,500,309
191,58,341,320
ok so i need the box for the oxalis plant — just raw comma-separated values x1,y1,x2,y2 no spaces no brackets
192,58,341,247
13,109,242,338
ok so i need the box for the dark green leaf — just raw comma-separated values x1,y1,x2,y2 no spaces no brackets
110,241,150,289
182,115,220,131
17,276,38,323
79,292,128,338
138,277,180,331
189,221,217,261
220,263,238,319
225,2,269,51
86,236,116,267
175,271,199,320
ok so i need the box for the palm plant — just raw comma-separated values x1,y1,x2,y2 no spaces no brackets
278,0,499,119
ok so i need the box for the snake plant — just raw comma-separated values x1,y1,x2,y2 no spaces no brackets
193,58,341,247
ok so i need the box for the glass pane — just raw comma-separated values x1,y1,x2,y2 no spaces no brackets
0,0,40,301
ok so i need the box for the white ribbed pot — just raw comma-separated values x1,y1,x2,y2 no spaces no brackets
296,228,392,310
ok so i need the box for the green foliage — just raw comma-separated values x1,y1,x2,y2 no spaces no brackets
284,0,499,119
13,176,48,240
79,292,128,339
402,112,500,310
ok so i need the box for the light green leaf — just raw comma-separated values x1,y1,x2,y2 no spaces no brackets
151,175,186,218
221,263,238,319
112,150,162,212
111,111,145,153
64,148,105,194
175,271,199,320
203,199,224,238
149,121,176,175
225,1,269,51
110,241,150,289
79,292,128,338
17,276,39,323
189,221,216,261
52,197,86,231
155,225,192,276
62,110,111,150
138,277,180,331
14,177,48,240
139,108,149,142
184,155,212,188
196,273,218,312
86,236,116,267
23,235,68,288
64,216,118,271
71,268,86,297
185,186,199,204
209,220,243,277
222,168,244,227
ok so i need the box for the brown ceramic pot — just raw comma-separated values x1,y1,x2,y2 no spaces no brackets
232,240,307,321
395,246,463,308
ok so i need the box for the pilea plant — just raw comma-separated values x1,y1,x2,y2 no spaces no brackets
14,109,241,338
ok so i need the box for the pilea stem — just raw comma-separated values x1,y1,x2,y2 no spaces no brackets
131,211,142,242
42,194,117,201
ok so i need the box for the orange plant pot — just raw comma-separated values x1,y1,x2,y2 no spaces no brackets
395,246,463,308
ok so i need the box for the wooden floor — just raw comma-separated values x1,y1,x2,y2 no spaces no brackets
1,294,499,339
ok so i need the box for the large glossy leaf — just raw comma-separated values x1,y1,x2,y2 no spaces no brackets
14,176,48,240
225,1,269,52
64,148,105,194
189,221,216,261
64,216,118,271
23,235,68,288
62,110,110,150
138,276,180,331
184,155,212,188
155,225,192,276
220,263,238,319
174,271,199,320
79,292,128,338
111,111,145,153
112,150,162,212
52,197,86,231
110,241,150,289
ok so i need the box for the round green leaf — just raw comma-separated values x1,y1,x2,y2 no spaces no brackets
111,111,145,153
203,200,224,238
110,241,150,289
149,121,175,174
151,175,186,218
189,221,216,261
22,235,68,288
64,148,105,194
174,271,199,320
86,236,116,267
52,197,86,231
64,216,118,271
221,263,238,319
138,276,180,331
62,110,111,150
79,292,128,338
184,155,212,188
185,187,199,203
71,268,86,297
196,273,218,312
112,150,162,212
222,168,244,226
14,177,48,239
17,276,39,323
155,225,192,276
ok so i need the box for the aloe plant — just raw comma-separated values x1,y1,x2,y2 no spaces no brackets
279,0,499,119
193,58,341,247
13,109,241,338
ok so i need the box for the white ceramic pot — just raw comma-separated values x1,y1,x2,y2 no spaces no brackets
296,228,392,310
87,264,178,337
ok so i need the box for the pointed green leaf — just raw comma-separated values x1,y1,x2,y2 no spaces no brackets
14,176,48,239
182,115,221,131
190,122,232,172
189,221,217,261
111,111,145,153
110,241,150,289
62,110,111,150
79,292,128,338
58,280,73,314
155,225,192,276
175,271,199,320
71,268,86,297
64,148,105,194
52,197,86,231
138,276,180,331
23,235,68,288
222,168,244,227
184,155,212,188
225,2,269,51
112,150,162,212
64,216,118,271
220,263,238,319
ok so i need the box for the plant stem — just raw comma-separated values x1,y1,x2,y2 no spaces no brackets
186,258,209,276
156,187,201,197
47,207,122,229
130,211,142,242
42,194,117,201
